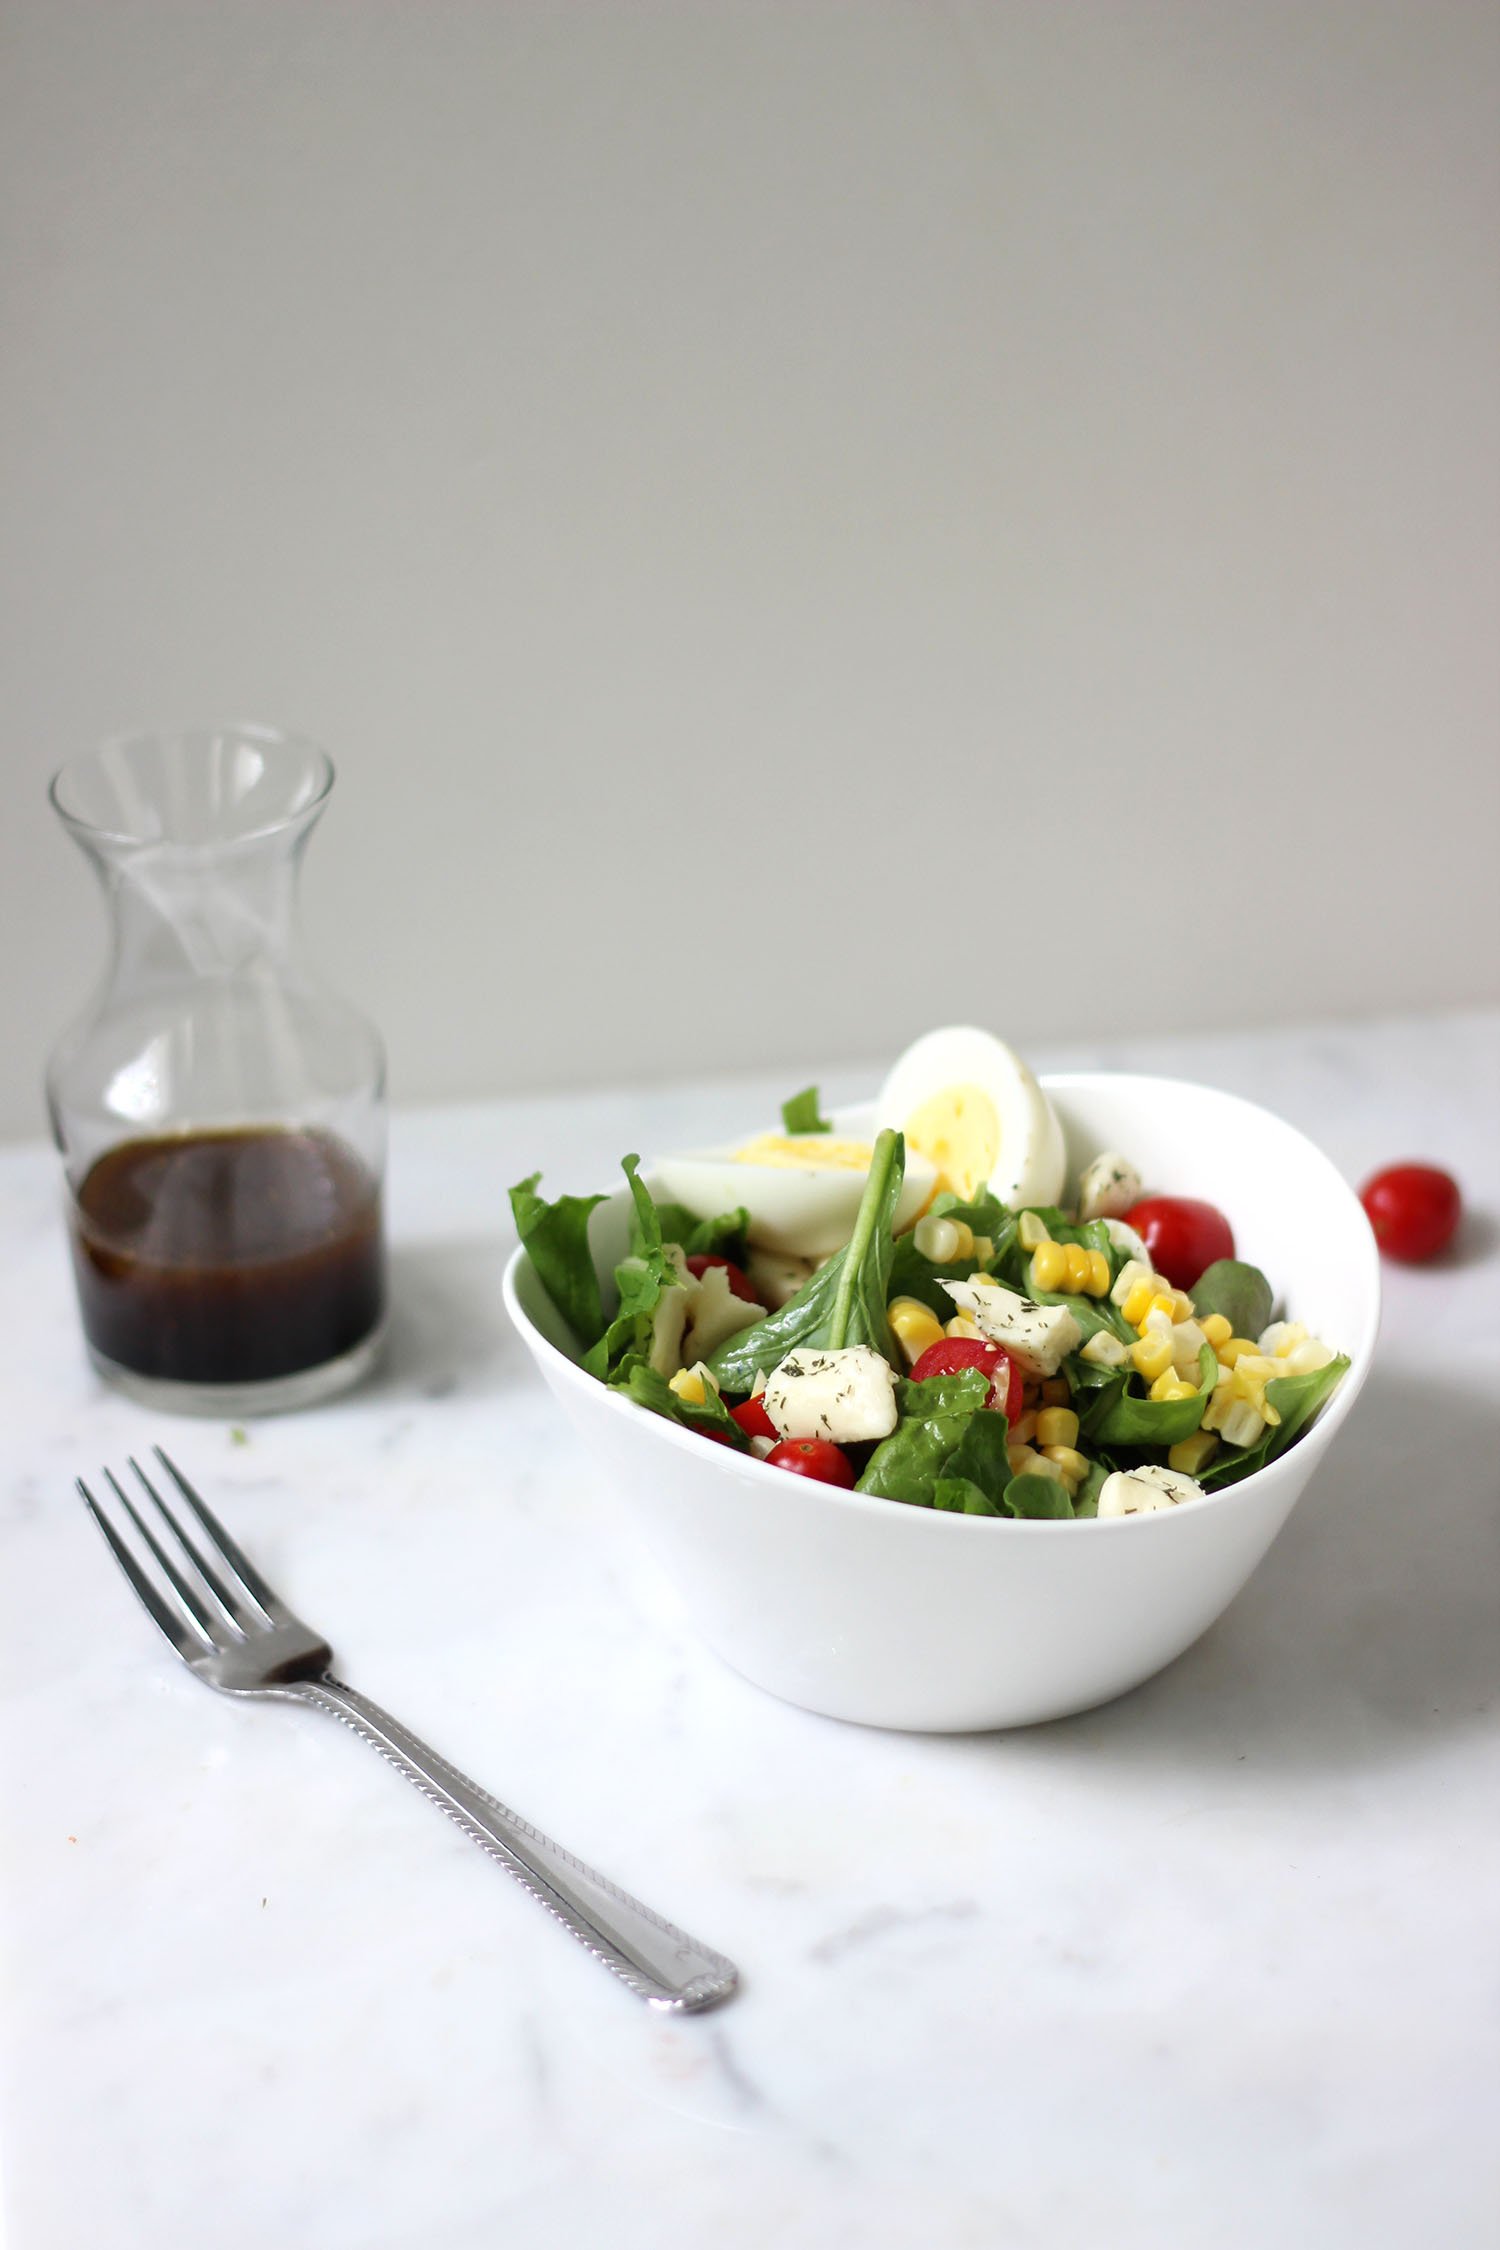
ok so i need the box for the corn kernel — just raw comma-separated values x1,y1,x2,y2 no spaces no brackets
1149,1368,1196,1402
1042,1444,1089,1484
1007,1443,1041,1476
1260,1321,1309,1358
1036,1406,1080,1449
1261,1399,1282,1427
1017,1211,1051,1251
1283,1337,1335,1375
1010,1409,1038,1445
668,1367,708,1406
1130,1333,1174,1383
946,1314,981,1340
1086,1249,1112,1296
1031,1242,1069,1293
1120,1280,1155,1327
914,1213,973,1264
1026,1452,1070,1484
1219,1399,1266,1448
971,1236,994,1265
1040,1376,1071,1407
1148,1292,1178,1324
1064,1243,1092,1292
1201,1388,1232,1433
1169,1430,1221,1476
1141,1306,1176,1340
1172,1290,1195,1321
1217,1336,1258,1367
1110,1259,1153,1308
1200,1313,1232,1349
887,1296,946,1366
1081,1330,1128,1369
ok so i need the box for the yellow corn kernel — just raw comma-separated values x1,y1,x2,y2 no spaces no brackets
1081,1329,1128,1369
1017,1211,1051,1251
1219,1399,1266,1448
1061,1243,1090,1293
1007,1442,1041,1476
946,1314,981,1340
1147,1292,1178,1325
1035,1406,1080,1449
1171,1290,1195,1321
1110,1258,1153,1307
1120,1279,1155,1327
1169,1430,1221,1476
1149,1368,1197,1402
1261,1399,1282,1427
887,1296,946,1367
1200,1388,1232,1433
1040,1376,1071,1407
1042,1444,1090,1484
913,1213,974,1264
1130,1333,1174,1383
1085,1249,1111,1296
1010,1409,1038,1445
1026,1452,1069,1484
1031,1242,1069,1293
1200,1313,1232,1349
1217,1335,1258,1367
971,1236,994,1265
668,1367,708,1406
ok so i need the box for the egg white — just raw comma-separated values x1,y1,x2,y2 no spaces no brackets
874,1025,1067,1211
652,1134,937,1259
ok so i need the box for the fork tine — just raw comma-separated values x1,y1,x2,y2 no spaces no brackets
103,1469,231,1644
78,1478,210,1665
150,1446,293,1623
126,1455,263,1632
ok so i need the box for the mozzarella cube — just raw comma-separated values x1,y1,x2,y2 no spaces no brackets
1097,1462,1204,1517
941,1279,1081,1377
1077,1151,1143,1221
762,1346,899,1445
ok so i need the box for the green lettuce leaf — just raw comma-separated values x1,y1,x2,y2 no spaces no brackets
640,1199,750,1266
1189,1259,1273,1339
706,1130,907,1392
780,1085,832,1135
932,1407,1018,1515
509,1172,608,1348
1002,1471,1077,1520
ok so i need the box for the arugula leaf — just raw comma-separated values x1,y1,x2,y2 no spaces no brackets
857,1369,990,1505
582,1156,691,1381
706,1130,907,1392
1190,1259,1273,1340
509,1172,608,1348
1198,1354,1350,1489
612,1361,750,1450
1082,1343,1218,1448
780,1085,832,1135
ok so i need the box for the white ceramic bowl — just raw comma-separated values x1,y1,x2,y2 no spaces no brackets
503,1074,1380,1732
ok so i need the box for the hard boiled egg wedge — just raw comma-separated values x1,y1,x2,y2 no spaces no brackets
874,1026,1066,1211
652,1130,937,1260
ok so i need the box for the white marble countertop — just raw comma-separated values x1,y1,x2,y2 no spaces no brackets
2,1011,1497,2250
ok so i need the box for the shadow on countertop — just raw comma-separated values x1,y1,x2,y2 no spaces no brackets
966,1362,1500,1782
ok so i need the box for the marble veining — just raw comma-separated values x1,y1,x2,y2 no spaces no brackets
1,1009,1497,2249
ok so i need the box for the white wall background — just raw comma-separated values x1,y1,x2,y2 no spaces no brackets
3,0,1497,1143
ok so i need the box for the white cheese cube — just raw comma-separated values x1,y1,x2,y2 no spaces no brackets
941,1279,1082,1377
1077,1151,1143,1221
762,1347,899,1445
1097,1463,1204,1517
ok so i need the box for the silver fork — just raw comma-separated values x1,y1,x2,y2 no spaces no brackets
78,1447,738,2014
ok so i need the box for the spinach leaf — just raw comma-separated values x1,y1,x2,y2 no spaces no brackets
612,1361,749,1450
509,1172,608,1348
641,1198,750,1266
1002,1472,1076,1520
780,1085,832,1135
933,1408,1018,1515
705,1129,907,1392
857,1370,990,1506
1083,1344,1218,1448
990,1212,1135,1344
1198,1354,1350,1489
1071,1457,1109,1520
582,1156,691,1381
1190,1259,1273,1339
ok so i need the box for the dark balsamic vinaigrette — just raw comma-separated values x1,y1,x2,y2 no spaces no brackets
70,1126,385,1385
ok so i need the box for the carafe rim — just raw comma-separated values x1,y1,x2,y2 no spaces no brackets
49,722,335,855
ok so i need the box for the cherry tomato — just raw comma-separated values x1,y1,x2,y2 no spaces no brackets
730,1393,778,1441
1124,1196,1235,1292
685,1252,761,1305
696,1424,737,1446
1359,1163,1462,1263
909,1336,1025,1427
763,1438,856,1487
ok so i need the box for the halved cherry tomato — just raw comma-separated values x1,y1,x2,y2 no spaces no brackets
730,1393,778,1441
1359,1163,1461,1263
763,1438,856,1487
685,1252,761,1305
908,1336,1025,1427
1124,1196,1235,1292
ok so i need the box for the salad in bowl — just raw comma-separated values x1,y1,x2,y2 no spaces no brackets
502,1030,1377,1728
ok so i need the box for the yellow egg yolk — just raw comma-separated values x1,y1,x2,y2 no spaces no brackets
731,1134,875,1172
901,1085,999,1200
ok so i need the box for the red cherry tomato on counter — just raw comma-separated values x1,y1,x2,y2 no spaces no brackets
1124,1196,1235,1293
685,1253,761,1305
730,1393,778,1441
908,1337,1025,1427
763,1438,857,1488
1359,1163,1462,1263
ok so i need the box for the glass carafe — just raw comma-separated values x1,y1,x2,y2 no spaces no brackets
46,725,387,1415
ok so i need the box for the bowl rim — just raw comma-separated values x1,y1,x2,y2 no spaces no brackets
501,1068,1381,1538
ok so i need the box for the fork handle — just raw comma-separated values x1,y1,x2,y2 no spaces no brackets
288,1676,738,2013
